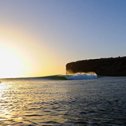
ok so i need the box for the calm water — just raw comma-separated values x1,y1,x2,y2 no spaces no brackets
0,77,126,126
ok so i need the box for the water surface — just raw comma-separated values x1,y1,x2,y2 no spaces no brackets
0,77,126,125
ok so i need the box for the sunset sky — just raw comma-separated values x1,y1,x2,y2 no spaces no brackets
0,0,126,78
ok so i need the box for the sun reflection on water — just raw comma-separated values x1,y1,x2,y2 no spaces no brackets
0,80,71,125
0,82,24,124
0,82,8,90
0,83,12,119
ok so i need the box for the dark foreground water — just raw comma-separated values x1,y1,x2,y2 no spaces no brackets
0,77,126,126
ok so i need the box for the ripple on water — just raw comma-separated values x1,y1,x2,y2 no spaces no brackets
0,78,126,125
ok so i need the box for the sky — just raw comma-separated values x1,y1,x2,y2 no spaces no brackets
0,0,126,77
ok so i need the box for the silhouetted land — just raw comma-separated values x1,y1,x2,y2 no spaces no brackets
66,56,126,76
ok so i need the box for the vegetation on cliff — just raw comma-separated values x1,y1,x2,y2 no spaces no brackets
66,56,126,76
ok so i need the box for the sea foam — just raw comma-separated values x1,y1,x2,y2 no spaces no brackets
65,73,97,80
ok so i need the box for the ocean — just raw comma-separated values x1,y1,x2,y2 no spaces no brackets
0,77,126,126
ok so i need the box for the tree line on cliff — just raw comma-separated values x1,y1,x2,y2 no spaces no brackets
66,56,126,76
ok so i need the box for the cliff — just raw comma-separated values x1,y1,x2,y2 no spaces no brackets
66,56,126,76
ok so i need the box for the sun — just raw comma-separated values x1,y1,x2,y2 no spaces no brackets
0,25,65,78
0,25,42,78
0,42,25,78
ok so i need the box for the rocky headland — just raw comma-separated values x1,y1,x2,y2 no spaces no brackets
66,56,126,76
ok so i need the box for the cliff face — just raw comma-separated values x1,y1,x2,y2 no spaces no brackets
66,56,126,76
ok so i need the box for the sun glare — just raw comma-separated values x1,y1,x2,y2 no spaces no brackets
0,25,45,78
0,25,65,78
0,42,25,78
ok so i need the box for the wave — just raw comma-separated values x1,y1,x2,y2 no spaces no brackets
66,73,97,80
42,73,97,80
